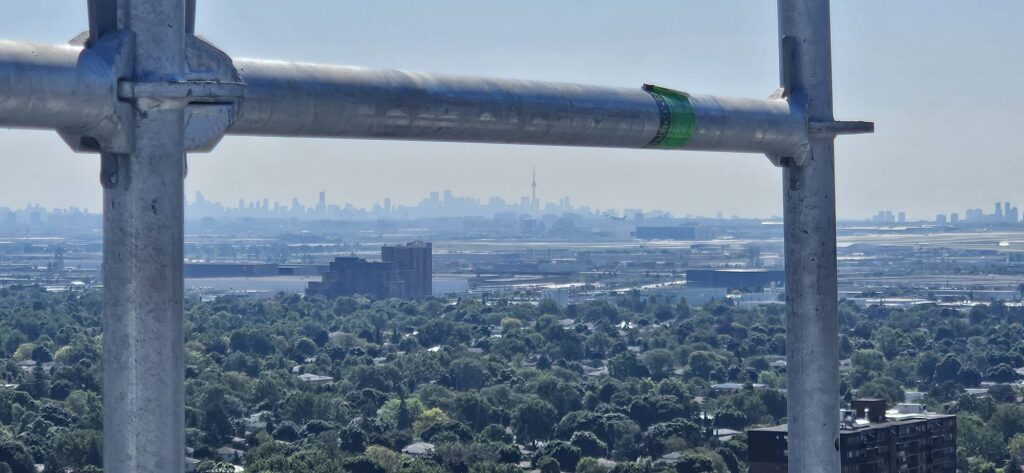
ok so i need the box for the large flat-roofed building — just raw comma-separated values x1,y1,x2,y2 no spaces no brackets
185,263,279,278
307,257,405,300
686,269,784,290
307,241,432,300
748,400,956,473
635,226,697,241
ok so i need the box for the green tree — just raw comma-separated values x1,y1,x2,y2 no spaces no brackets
48,429,102,471
686,351,726,380
934,355,962,383
30,345,52,363
536,441,581,472
957,366,983,387
991,404,1024,440
1008,433,1024,464
273,421,302,442
477,424,512,444
0,436,35,473
196,461,237,473
449,358,489,391
642,349,675,380
675,453,716,473
396,397,414,430
294,337,317,358
571,431,608,458
514,398,557,445
338,427,367,453
851,349,886,373
965,457,997,473
413,408,450,437
986,363,1018,383
855,377,905,405
420,420,473,443
1007,456,1023,473
341,455,387,473
576,457,610,473
364,446,404,473
24,364,49,398
609,352,648,380
536,457,560,473
958,415,1005,464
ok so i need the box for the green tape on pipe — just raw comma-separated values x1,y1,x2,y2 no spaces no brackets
643,84,697,149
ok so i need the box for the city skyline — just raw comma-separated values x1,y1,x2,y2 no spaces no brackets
6,186,1024,225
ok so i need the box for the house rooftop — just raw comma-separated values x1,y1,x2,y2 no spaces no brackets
297,373,333,383
401,442,435,456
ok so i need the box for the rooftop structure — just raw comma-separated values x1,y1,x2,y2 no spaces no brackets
748,400,956,473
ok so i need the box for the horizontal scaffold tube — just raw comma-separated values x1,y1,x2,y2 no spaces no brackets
0,41,119,131
0,39,809,157
230,59,807,155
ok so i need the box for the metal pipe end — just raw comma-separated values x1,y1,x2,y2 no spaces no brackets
809,120,874,136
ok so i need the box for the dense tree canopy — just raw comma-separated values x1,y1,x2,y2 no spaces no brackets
0,286,1021,471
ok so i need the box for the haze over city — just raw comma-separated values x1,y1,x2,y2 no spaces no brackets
0,0,1020,219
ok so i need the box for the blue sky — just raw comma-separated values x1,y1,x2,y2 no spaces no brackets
0,1,1021,219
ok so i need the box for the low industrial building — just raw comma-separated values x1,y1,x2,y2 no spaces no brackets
635,226,697,240
184,263,279,278
686,269,785,290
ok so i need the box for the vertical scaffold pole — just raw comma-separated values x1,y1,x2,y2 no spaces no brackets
778,0,841,472
100,0,188,471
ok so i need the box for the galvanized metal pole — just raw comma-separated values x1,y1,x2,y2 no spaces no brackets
227,61,808,155
100,0,189,471
778,0,841,471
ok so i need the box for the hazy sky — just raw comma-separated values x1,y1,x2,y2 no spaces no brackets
0,1,1021,219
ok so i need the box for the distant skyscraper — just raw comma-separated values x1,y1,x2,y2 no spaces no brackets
382,241,432,298
936,214,947,224
873,210,897,224
897,212,906,224
531,167,537,203
530,167,540,213
950,212,960,225
317,191,326,212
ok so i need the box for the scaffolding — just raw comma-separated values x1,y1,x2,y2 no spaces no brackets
0,1,871,471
